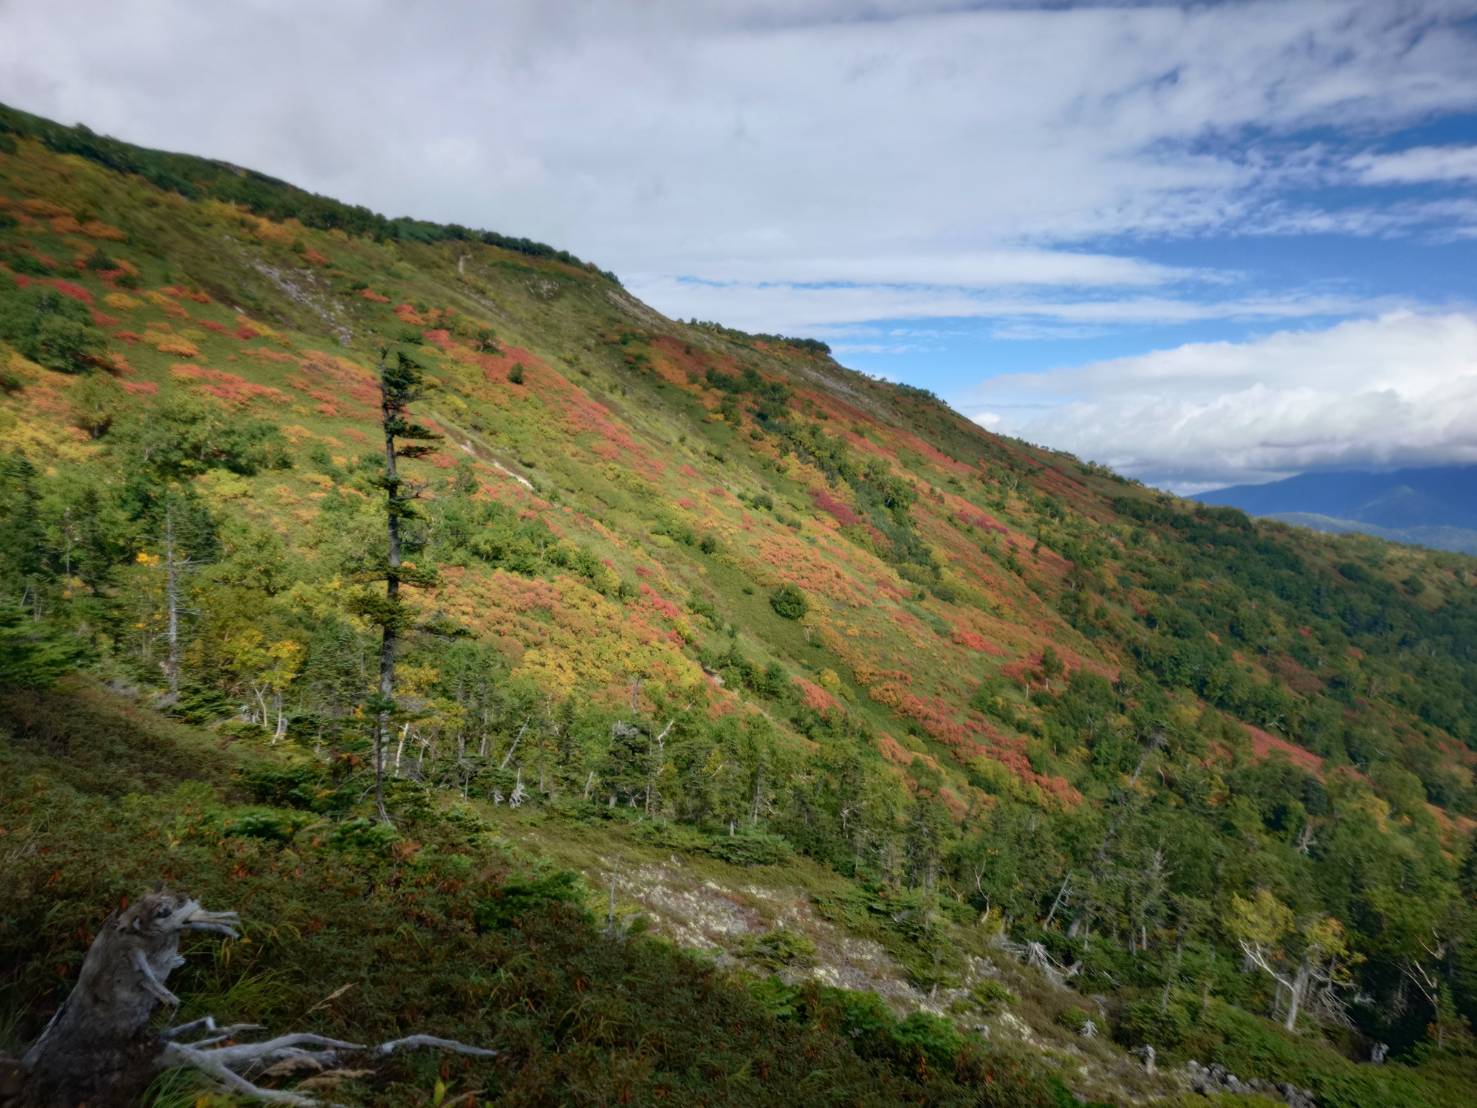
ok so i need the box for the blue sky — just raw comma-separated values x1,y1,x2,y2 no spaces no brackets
837,109,1477,403
4,0,1476,490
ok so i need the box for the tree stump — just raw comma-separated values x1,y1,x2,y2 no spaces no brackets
3,891,495,1107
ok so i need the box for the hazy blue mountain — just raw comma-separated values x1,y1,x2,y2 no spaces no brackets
1195,466,1477,554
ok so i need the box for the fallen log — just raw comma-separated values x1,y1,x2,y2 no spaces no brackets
2,891,495,1106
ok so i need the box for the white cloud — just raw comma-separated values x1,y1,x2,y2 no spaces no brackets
968,311,1477,488
1349,144,1477,185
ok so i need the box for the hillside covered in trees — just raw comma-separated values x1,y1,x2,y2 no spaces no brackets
1,104,1475,1106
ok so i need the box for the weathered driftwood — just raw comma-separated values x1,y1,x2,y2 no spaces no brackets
3,892,495,1107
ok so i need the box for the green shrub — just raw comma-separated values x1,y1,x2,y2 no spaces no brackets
1055,1005,1092,1033
0,286,104,373
738,927,817,970
1115,992,1193,1051
630,820,710,852
508,362,525,385
969,978,1016,1014
704,829,794,866
242,764,351,814
746,975,802,1020
221,809,305,843
0,603,84,689
769,584,809,620
475,869,584,931
893,1010,965,1071
327,816,400,853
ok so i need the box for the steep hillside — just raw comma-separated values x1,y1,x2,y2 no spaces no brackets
1196,466,1477,554
2,104,1476,1106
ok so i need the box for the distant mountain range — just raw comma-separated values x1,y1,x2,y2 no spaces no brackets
1194,465,1477,554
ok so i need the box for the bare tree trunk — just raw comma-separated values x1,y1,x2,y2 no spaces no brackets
1043,873,1071,928
499,720,528,770
163,507,181,704
644,718,674,817
372,403,402,824
1284,960,1310,1031
394,723,409,775
373,614,395,823
749,761,765,826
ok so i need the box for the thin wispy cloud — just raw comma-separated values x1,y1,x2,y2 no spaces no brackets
638,277,1402,334
1347,145,1477,185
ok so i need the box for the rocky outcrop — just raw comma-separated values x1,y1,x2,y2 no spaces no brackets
1185,1059,1316,1107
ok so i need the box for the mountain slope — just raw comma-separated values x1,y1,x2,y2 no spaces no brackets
1195,466,1477,553
2,103,1476,1106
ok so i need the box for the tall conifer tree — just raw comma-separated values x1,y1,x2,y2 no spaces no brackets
364,347,439,822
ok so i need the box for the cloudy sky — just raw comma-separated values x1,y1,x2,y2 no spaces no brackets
3,0,1476,490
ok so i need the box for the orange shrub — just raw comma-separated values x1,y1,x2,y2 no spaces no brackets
169,364,288,407
81,219,127,241
153,338,200,358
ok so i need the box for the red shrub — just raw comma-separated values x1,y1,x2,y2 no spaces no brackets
812,488,861,527
422,328,456,352
793,678,838,714
49,280,94,305
640,584,683,622
951,627,1005,655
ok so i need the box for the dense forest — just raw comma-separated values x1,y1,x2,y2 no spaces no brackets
1,104,1475,1106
